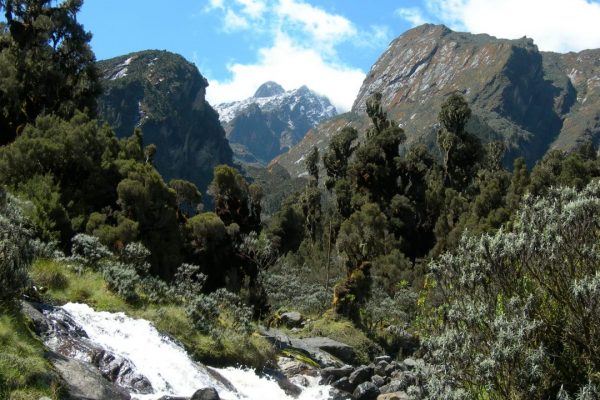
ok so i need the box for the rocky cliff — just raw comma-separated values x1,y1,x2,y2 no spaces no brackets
97,50,233,194
215,82,336,165
274,24,600,177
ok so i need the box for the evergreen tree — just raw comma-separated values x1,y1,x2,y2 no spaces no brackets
0,0,101,145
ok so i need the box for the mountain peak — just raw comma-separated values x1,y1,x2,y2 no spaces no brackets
254,81,285,98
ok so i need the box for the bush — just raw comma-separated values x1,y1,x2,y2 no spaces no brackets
185,289,253,338
101,261,140,303
0,190,34,303
417,181,600,399
71,233,112,267
170,263,206,302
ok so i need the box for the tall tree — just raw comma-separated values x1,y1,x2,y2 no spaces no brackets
0,0,100,145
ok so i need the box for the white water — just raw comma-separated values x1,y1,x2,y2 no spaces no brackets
53,303,332,400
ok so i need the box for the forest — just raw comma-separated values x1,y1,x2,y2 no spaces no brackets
2,1,600,399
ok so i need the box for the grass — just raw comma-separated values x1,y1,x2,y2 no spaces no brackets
0,306,62,400
30,258,276,369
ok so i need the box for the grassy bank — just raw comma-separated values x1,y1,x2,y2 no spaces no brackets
0,306,62,400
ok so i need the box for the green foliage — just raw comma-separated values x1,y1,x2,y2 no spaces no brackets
185,288,253,337
170,263,206,302
418,181,600,399
101,260,140,303
0,190,33,303
323,126,358,190
0,307,61,399
0,0,101,145
305,146,320,182
169,179,202,216
70,233,112,267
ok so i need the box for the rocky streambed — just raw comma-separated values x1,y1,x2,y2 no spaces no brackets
21,301,419,400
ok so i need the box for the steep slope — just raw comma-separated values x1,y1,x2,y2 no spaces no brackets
215,82,336,165
97,50,233,194
275,24,597,177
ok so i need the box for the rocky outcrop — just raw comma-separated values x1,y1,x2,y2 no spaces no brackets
97,50,233,196
47,351,131,400
215,82,336,165
21,301,150,398
274,24,600,177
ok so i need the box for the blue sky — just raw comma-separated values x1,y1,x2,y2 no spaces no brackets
79,0,600,111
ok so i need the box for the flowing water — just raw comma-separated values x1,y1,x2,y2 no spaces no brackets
43,303,332,400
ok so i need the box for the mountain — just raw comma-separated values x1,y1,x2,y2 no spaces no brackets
215,82,337,165
274,24,600,177
96,50,233,195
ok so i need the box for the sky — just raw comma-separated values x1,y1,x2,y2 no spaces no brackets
79,0,600,112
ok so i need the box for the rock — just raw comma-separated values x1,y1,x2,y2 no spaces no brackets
353,381,380,400
191,387,220,400
278,356,318,378
21,301,51,335
280,311,303,328
374,356,391,363
348,365,374,387
374,361,388,376
157,397,187,400
377,392,409,400
91,349,153,394
320,365,354,384
330,387,352,400
258,328,343,368
402,358,417,370
332,376,355,393
384,363,401,376
290,375,310,387
371,375,385,387
380,372,416,394
47,351,130,400
302,337,356,365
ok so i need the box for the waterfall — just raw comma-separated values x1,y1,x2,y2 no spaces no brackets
43,303,332,400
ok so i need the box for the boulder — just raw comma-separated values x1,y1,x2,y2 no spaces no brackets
320,365,354,384
371,375,385,387
374,356,391,363
258,328,343,367
302,337,356,365
402,358,417,370
377,392,409,400
191,387,220,400
278,356,318,378
349,366,374,387
47,351,130,400
353,382,380,400
280,311,303,328
332,376,355,393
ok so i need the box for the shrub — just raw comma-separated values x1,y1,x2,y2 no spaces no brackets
0,190,34,303
170,263,206,302
417,181,600,399
185,289,253,338
101,261,140,303
71,233,112,267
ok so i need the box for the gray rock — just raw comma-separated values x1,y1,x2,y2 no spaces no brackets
402,358,417,370
374,356,391,363
332,376,355,393
374,361,388,376
349,365,374,387
330,387,352,400
278,356,318,378
280,311,303,328
191,387,220,400
302,337,356,365
353,381,380,400
47,351,130,400
258,328,343,367
21,301,52,335
377,392,409,400
383,363,401,377
320,365,354,384
91,349,153,394
371,375,385,387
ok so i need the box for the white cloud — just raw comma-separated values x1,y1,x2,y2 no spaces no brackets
275,0,356,50
426,0,600,52
223,8,250,31
203,0,376,111
395,7,427,27
205,34,365,112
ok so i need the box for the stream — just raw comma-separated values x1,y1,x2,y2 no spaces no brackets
41,302,332,400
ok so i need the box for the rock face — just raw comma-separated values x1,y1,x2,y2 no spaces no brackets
215,82,337,166
274,24,600,177
97,50,233,196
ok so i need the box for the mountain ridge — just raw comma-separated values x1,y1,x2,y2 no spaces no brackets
274,24,600,177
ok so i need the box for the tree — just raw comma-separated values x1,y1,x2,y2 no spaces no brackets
169,179,202,216
305,146,320,183
0,0,101,145
323,126,358,190
437,93,483,188
209,165,255,232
